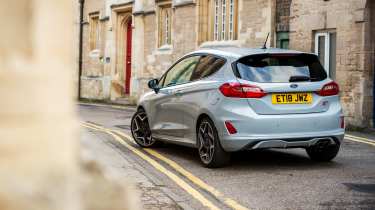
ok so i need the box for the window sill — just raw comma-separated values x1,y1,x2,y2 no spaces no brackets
199,40,241,48
156,44,173,54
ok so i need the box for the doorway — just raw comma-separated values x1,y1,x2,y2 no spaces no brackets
124,18,132,95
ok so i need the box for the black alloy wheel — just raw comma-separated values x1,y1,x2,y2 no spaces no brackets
197,118,230,168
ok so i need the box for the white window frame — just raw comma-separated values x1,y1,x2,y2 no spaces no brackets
221,0,226,40
229,0,234,40
165,11,170,44
214,0,219,41
212,0,236,41
314,32,330,75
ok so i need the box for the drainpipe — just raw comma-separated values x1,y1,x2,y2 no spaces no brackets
78,0,85,99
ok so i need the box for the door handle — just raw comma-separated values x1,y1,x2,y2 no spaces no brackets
174,90,183,97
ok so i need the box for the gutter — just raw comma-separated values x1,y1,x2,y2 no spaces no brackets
78,0,85,99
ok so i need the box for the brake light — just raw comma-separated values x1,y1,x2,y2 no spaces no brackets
317,82,339,96
219,82,267,98
225,121,237,134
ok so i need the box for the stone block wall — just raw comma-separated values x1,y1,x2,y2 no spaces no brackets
289,0,374,128
238,0,274,48
79,0,375,128
80,0,274,101
81,0,108,100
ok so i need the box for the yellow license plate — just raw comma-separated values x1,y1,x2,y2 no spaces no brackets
272,93,312,104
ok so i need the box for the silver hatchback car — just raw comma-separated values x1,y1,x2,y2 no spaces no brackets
131,47,345,168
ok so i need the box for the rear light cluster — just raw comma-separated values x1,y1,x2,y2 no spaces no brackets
219,81,339,98
219,82,267,98
317,81,340,96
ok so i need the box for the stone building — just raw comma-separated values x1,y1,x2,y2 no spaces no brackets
79,0,374,128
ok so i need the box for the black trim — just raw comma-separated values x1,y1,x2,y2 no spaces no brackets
173,1,195,8
133,10,156,16
78,0,85,99
99,16,109,21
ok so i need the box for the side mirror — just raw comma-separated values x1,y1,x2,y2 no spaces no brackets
148,79,160,93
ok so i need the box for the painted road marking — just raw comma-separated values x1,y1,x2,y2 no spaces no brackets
82,123,221,210
345,134,375,147
78,102,135,111
111,130,250,210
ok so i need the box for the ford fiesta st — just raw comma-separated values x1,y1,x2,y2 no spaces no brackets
131,47,345,168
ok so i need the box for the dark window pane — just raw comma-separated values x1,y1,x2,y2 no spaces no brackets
329,33,337,79
236,54,327,83
276,32,289,49
280,39,289,49
318,36,326,67
190,55,225,81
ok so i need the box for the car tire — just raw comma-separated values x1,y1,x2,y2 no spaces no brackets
131,109,161,148
306,140,340,162
197,117,231,168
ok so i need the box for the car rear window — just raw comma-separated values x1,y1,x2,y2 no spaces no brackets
235,54,327,83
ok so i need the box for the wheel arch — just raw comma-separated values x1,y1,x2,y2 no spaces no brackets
195,111,219,134
137,105,146,112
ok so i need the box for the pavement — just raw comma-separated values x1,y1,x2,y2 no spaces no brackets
81,124,186,210
78,103,375,210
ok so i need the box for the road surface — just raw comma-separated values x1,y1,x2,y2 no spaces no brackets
79,103,375,210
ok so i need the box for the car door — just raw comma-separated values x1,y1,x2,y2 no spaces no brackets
149,55,200,141
174,54,227,144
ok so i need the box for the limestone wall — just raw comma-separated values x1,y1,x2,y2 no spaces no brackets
135,0,273,97
289,0,373,127
79,0,375,127
81,0,108,100
80,0,274,101
238,0,274,48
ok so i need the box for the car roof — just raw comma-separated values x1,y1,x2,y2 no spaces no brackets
188,47,310,60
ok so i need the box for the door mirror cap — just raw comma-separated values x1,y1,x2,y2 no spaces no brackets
148,79,160,93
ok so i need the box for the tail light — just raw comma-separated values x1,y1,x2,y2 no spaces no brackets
317,81,339,96
225,121,237,134
219,82,267,98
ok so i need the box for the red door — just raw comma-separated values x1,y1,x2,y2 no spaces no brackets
125,19,132,94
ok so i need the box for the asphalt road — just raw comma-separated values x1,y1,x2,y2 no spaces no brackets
79,104,375,210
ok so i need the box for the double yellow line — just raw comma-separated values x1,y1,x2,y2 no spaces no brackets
345,134,375,147
82,122,249,210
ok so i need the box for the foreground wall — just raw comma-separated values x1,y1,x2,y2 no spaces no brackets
0,1,138,209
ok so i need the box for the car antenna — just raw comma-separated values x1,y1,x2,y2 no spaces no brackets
262,33,270,49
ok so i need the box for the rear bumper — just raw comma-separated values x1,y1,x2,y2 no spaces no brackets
211,97,344,152
220,132,344,152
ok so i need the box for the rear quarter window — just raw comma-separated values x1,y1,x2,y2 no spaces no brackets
190,55,226,81
235,54,327,83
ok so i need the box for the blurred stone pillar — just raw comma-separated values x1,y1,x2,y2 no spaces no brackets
0,0,79,209
0,0,139,209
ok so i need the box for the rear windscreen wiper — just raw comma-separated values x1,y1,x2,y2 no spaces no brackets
289,75,310,82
